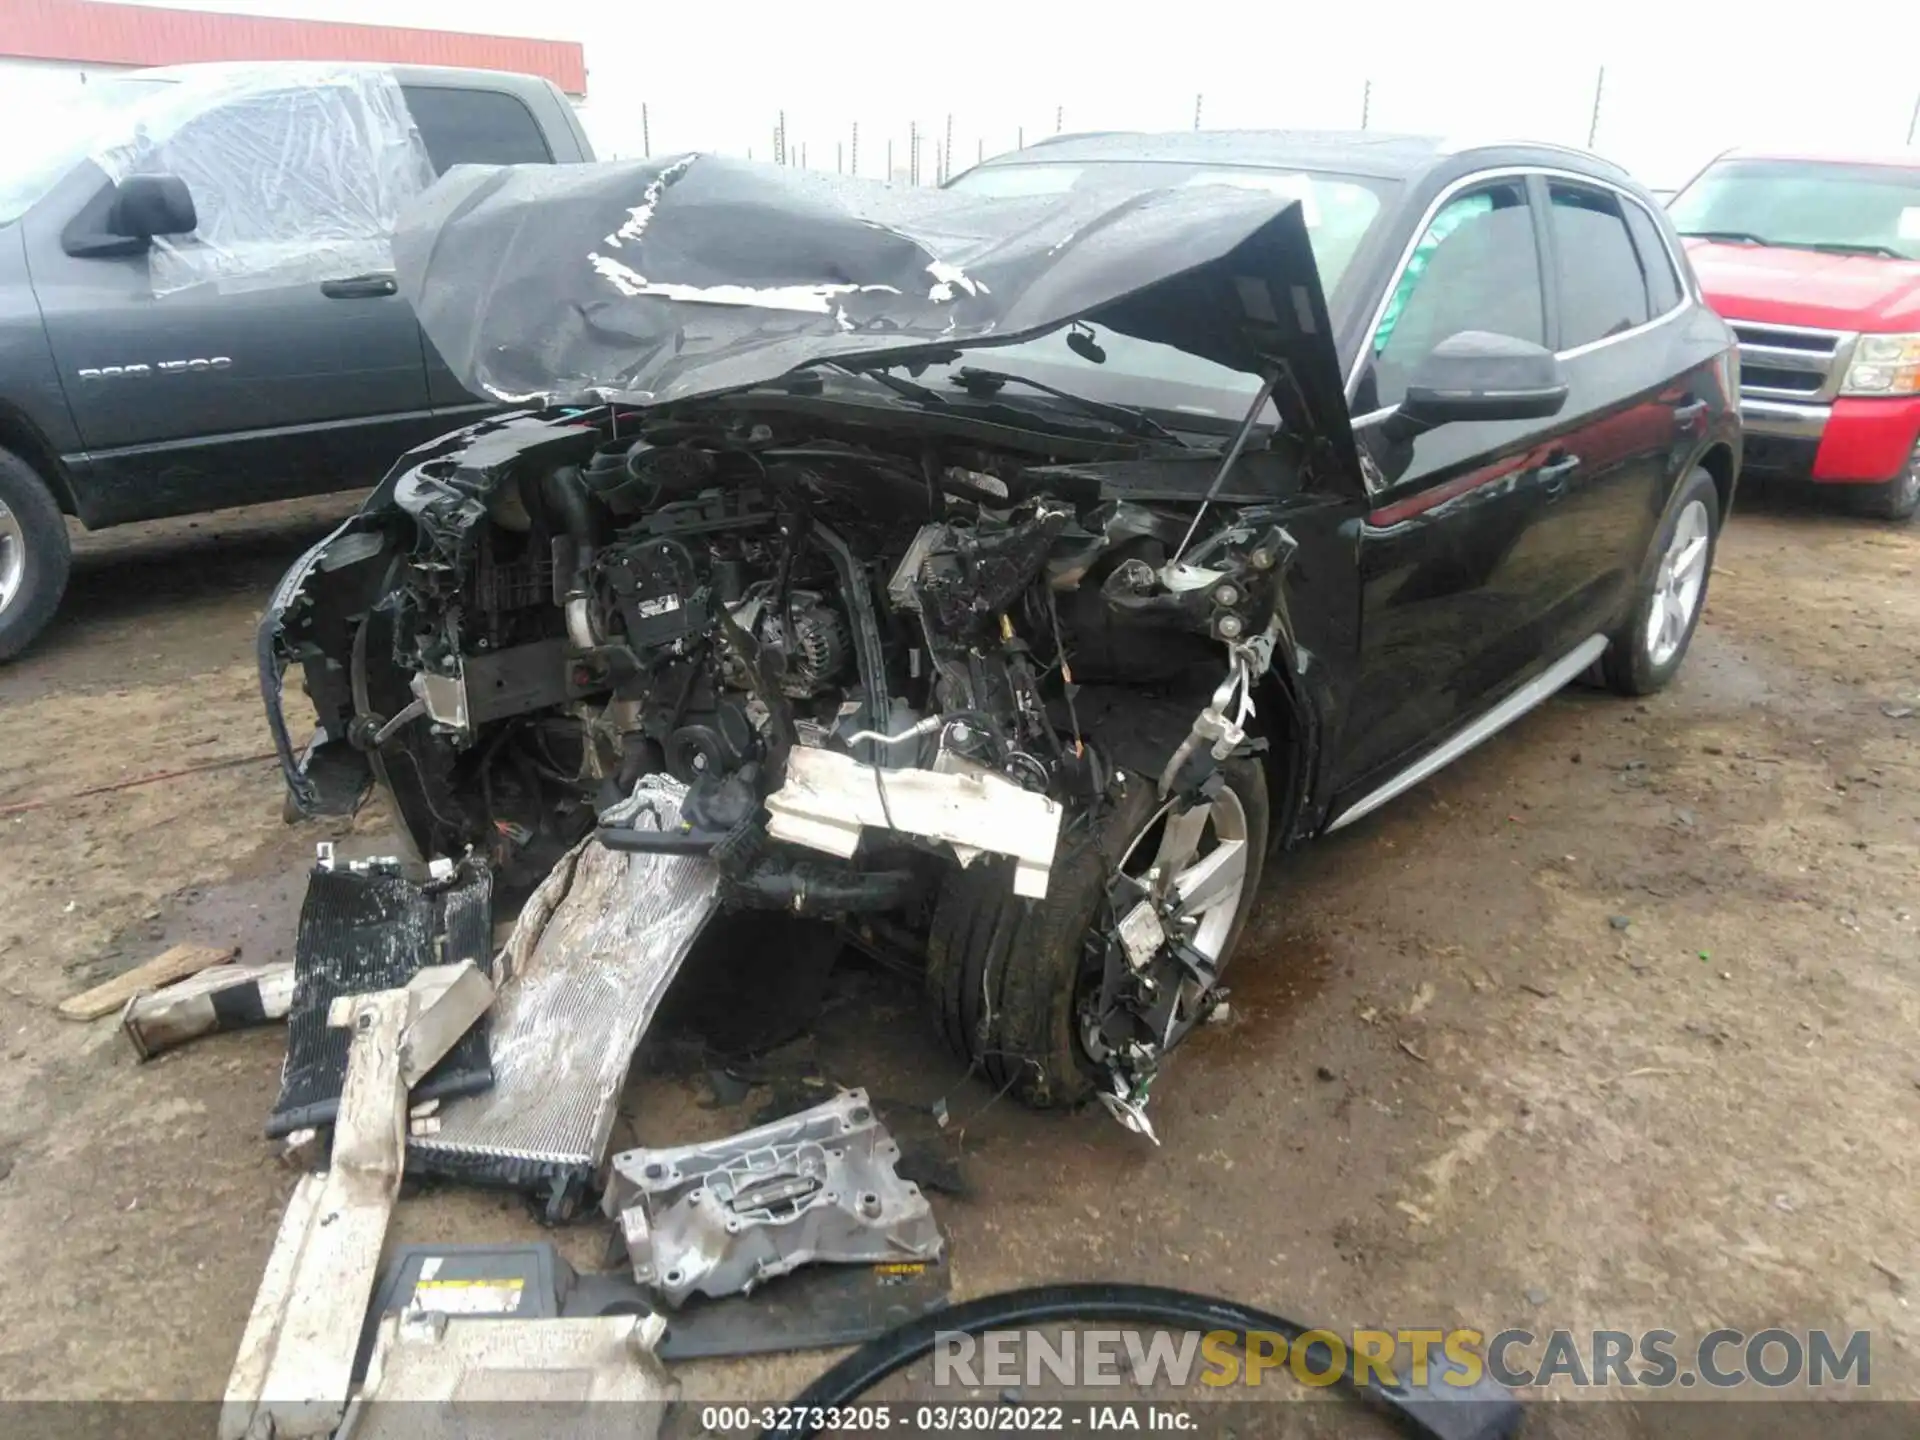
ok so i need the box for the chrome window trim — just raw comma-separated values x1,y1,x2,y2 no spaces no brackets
1345,164,1695,403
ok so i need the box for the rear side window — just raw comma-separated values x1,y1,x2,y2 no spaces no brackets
1549,184,1651,348
403,87,552,172
1621,201,1684,313
1369,180,1544,410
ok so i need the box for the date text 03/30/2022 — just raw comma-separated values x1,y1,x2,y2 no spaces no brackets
700,1405,1197,1432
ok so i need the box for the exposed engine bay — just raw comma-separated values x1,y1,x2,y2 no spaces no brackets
265,399,1305,1119
261,151,1359,1123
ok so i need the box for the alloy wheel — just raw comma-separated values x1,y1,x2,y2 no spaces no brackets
1645,498,1711,669
1108,783,1252,1047
0,498,25,617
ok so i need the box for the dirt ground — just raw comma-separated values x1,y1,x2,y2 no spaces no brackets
0,485,1914,1419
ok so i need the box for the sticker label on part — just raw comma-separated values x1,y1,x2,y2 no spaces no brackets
410,1277,526,1315
1117,899,1169,970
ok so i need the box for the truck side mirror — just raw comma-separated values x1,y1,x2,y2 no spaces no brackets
108,174,198,240
1383,330,1569,442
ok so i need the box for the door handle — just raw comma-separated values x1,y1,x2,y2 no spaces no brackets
320,273,398,299
1537,453,1580,497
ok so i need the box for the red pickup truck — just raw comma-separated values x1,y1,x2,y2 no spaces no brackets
1668,150,1920,520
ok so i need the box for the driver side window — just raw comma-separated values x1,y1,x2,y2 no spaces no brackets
1368,180,1544,410
131,93,317,252
107,80,431,293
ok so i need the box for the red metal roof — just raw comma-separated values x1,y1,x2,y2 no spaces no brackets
0,0,587,94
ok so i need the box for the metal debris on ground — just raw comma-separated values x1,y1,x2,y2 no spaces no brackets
407,776,722,1211
358,1240,951,1363
604,1087,942,1306
268,852,494,1137
223,961,495,1440
121,960,295,1059
278,1127,324,1171
338,1311,676,1440
1096,1074,1160,1145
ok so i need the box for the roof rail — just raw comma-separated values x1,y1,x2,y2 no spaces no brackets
1022,129,1132,149
1437,135,1612,165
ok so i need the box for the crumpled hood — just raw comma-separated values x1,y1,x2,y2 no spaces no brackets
394,152,1354,463
1686,239,1920,331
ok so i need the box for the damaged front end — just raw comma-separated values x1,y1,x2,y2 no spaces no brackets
261,152,1356,1123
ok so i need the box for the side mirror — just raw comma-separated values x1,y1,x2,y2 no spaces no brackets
108,174,197,240
1383,331,1568,441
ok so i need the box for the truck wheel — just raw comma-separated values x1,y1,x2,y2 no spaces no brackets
0,449,71,663
1848,458,1920,522
925,757,1268,1109
1601,466,1720,697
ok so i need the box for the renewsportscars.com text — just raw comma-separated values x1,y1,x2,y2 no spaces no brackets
934,1326,1872,1391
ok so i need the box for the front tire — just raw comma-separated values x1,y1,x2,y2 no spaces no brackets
1848,458,1920,522
0,448,72,663
925,757,1269,1109
1602,466,1720,697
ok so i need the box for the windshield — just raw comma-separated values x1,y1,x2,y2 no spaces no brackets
0,77,176,225
949,160,1390,292
933,159,1394,429
1669,158,1920,260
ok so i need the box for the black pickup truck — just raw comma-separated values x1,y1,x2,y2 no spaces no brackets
0,61,594,660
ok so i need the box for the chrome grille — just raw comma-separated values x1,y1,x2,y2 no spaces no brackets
1728,321,1855,403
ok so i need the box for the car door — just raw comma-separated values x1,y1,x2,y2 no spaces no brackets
399,84,561,413
1332,173,1582,802
26,84,440,527
1534,175,1706,652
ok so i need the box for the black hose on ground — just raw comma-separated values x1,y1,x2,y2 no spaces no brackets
767,1282,1522,1440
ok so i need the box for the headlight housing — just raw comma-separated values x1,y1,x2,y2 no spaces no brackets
1841,333,1920,396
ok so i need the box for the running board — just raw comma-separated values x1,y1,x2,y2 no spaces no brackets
1326,634,1608,833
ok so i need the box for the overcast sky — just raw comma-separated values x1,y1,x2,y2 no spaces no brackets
121,0,1920,188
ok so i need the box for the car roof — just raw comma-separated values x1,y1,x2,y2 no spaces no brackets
1713,147,1920,172
132,59,555,95
971,128,1635,185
